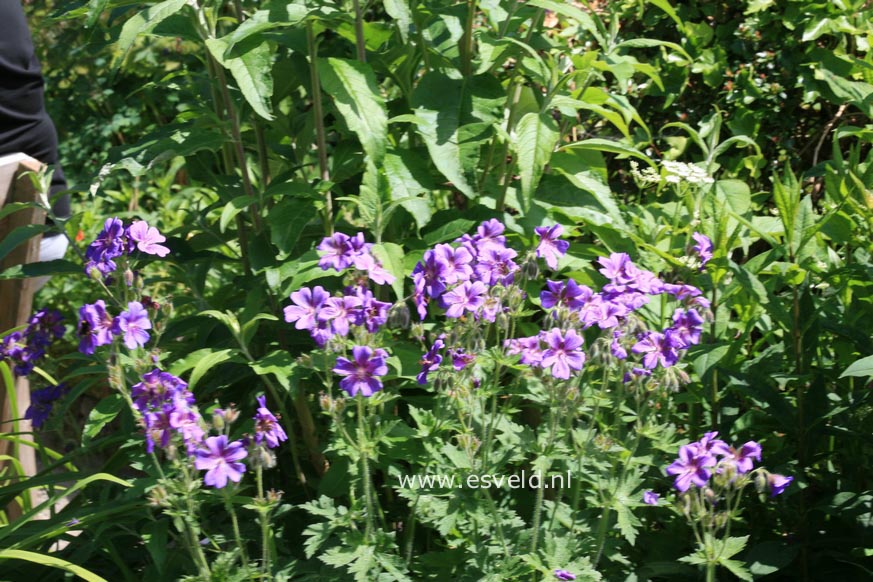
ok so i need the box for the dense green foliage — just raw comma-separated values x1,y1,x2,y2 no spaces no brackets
2,0,873,580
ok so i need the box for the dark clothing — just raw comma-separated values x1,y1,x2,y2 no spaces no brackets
0,1,69,219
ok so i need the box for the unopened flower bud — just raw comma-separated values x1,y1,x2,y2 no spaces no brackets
124,268,135,287
704,487,717,505
267,489,283,503
222,404,240,425
251,446,277,469
387,303,410,329
148,485,169,508
522,256,540,280
212,409,226,431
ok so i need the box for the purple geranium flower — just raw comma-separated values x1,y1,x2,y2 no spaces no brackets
78,300,115,355
474,246,519,286
353,287,391,333
768,473,793,497
85,217,127,275
284,286,330,331
540,279,592,310
643,490,659,505
535,224,570,270
113,301,152,349
631,330,681,369
692,232,713,267
554,569,576,581
666,443,715,492
450,348,476,370
417,337,445,385
723,441,762,474
333,346,389,397
669,308,704,348
541,328,586,379
254,394,288,449
169,399,206,453
350,252,395,285
318,232,353,271
25,383,68,429
194,435,248,489
505,335,545,367
441,281,487,318
127,221,170,257
433,244,473,285
321,295,362,337
412,249,447,300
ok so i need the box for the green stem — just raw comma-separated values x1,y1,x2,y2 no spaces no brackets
353,0,366,62
224,487,250,568
257,467,272,578
462,0,476,78
357,395,376,541
306,23,333,235
706,562,716,582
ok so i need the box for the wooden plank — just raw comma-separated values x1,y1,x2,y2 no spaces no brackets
0,154,46,519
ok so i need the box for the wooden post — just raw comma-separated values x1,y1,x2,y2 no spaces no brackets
0,153,46,519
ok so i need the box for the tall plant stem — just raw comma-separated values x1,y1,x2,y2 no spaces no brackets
212,60,263,233
495,8,544,212
705,562,716,582
357,395,376,540
224,487,251,569
256,467,272,578
353,0,366,62
307,23,333,235
462,0,476,78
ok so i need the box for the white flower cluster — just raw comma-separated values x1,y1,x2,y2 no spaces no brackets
630,160,715,186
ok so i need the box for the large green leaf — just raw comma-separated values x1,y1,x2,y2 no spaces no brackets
410,73,477,198
206,36,275,120
267,196,319,257
515,112,559,213
115,0,188,68
840,354,873,379
319,58,388,164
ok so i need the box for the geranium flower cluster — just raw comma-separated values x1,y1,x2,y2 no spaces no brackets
78,300,152,354
284,232,394,347
411,219,530,321
131,367,287,488
0,308,64,376
132,368,205,454
506,250,709,380
85,217,169,277
665,431,792,497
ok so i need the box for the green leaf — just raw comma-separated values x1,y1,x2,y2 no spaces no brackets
319,58,388,164
527,0,604,45
82,394,124,445
560,139,655,167
383,150,434,230
840,354,873,379
515,112,559,213
0,549,108,582
410,73,477,198
371,242,406,300
423,218,477,245
250,350,296,391
206,36,275,121
720,558,753,581
0,259,82,280
189,349,238,392
691,344,731,378
115,0,188,69
383,0,413,42
716,179,751,214
746,541,798,576
0,224,50,264
267,197,319,257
